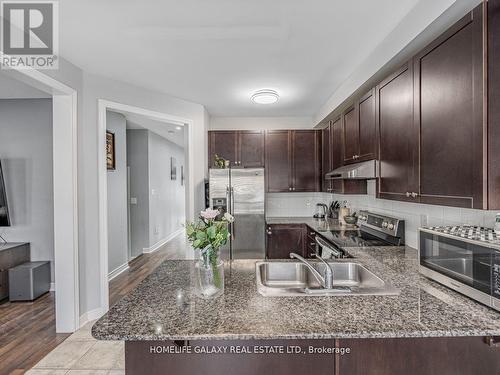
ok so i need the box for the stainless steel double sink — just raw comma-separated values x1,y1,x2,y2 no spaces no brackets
256,261,399,297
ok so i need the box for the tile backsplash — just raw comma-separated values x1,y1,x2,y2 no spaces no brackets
267,181,499,249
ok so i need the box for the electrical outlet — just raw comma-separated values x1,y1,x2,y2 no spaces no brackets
130,197,137,205
420,214,428,227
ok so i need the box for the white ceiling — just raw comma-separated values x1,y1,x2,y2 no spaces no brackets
60,0,420,117
122,112,185,147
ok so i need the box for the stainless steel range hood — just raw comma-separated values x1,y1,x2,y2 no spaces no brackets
325,160,378,180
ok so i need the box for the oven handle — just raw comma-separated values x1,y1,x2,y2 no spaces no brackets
315,236,342,258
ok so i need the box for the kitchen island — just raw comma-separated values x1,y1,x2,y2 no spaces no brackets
92,246,500,374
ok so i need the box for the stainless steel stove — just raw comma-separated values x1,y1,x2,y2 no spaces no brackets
320,211,405,256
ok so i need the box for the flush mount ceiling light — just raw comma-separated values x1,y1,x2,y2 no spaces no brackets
175,126,182,130
251,89,279,104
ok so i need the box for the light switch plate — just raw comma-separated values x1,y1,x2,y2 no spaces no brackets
130,197,137,205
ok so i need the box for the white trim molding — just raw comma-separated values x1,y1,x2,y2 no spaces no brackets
143,228,184,254
97,99,194,317
108,262,130,281
0,56,81,333
79,307,105,328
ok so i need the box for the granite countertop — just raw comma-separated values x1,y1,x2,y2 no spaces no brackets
92,246,500,341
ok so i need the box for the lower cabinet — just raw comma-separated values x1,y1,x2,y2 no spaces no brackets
266,224,305,259
337,337,500,375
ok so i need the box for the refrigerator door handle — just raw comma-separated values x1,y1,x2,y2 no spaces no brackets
230,187,235,240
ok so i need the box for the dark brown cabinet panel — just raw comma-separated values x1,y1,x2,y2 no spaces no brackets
415,8,483,209
292,130,321,192
266,224,305,259
338,337,500,375
342,106,358,164
331,117,343,171
321,123,332,192
209,131,264,168
265,130,320,193
239,130,265,168
265,131,291,192
208,131,237,167
377,63,417,202
489,0,500,209
358,89,377,160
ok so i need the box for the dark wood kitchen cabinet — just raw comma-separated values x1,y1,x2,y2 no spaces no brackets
266,224,305,259
208,131,237,167
292,130,321,192
342,105,358,164
377,62,418,203
357,88,377,160
342,89,377,164
337,337,500,375
331,117,343,171
265,130,320,192
265,130,291,192
208,130,264,168
321,122,332,192
414,6,483,208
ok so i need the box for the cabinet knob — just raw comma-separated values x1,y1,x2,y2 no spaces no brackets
411,192,419,198
267,230,272,235
289,187,292,191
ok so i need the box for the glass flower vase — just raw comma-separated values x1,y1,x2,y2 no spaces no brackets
195,247,224,299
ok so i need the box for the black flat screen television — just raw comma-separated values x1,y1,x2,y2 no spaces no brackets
0,160,10,226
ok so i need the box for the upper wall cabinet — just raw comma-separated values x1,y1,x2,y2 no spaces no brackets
414,7,483,208
343,90,377,164
377,63,417,203
265,130,320,193
321,122,332,192
208,130,264,168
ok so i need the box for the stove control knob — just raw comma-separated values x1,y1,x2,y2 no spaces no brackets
382,221,388,228
387,223,395,230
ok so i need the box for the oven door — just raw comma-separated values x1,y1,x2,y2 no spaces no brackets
419,231,492,295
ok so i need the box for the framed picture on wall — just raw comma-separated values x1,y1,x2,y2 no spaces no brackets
106,131,116,170
171,157,177,180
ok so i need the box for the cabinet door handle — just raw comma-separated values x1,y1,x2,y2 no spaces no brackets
405,192,410,198
266,230,272,235
411,192,419,198
289,187,292,191
485,337,500,347
310,232,315,235
309,242,315,246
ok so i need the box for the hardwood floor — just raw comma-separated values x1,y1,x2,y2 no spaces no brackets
0,232,192,374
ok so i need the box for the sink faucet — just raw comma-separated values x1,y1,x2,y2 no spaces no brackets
289,253,334,289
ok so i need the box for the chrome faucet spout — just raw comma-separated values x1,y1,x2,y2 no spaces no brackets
289,252,334,289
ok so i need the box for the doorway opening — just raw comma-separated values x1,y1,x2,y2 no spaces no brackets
97,100,194,313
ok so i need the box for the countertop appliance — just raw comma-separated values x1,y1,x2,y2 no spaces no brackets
419,225,500,312
313,203,328,219
316,211,405,259
209,168,265,260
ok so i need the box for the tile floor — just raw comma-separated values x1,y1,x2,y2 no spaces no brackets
26,320,124,375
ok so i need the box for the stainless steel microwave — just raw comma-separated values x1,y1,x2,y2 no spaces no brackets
418,226,500,312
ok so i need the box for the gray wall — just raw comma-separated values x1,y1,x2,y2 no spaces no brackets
106,111,128,274
148,131,186,247
0,98,55,281
126,129,149,258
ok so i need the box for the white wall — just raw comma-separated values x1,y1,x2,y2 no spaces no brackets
210,116,314,130
127,129,149,258
0,98,55,281
148,131,185,248
266,193,331,218
106,111,128,274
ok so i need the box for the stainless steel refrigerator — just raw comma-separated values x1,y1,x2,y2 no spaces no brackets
209,168,265,260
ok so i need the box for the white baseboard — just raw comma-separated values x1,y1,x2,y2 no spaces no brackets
50,282,55,292
108,262,130,281
143,228,184,254
79,307,105,328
